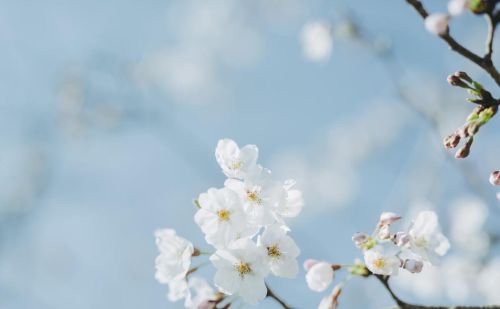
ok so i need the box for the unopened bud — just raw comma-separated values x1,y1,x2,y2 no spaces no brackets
379,212,401,225
443,133,461,149
424,14,449,36
377,225,391,240
454,71,472,82
303,259,320,271
394,232,410,247
490,171,500,186
447,75,468,87
352,233,369,247
403,259,424,273
455,137,473,158
469,0,488,14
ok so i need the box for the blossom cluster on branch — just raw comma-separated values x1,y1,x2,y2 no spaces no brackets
155,139,304,308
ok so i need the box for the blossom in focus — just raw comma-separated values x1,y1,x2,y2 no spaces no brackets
424,14,449,36
195,187,256,248
364,246,400,276
448,0,469,16
154,229,194,283
210,239,270,305
215,139,259,180
300,21,333,62
306,261,334,292
258,225,300,278
407,211,450,264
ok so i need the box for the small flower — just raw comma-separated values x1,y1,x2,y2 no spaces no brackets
154,229,194,284
195,187,256,248
352,232,370,247
403,259,424,273
306,262,335,292
363,246,401,276
210,239,270,305
215,139,259,180
448,0,469,16
489,171,500,186
225,167,285,226
300,21,333,62
303,259,320,271
394,232,411,247
407,211,450,264
258,225,300,278
424,14,449,36
379,212,401,225
318,286,341,309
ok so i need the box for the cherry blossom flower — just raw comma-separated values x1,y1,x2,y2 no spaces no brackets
306,261,335,292
407,211,450,264
364,246,401,276
224,167,284,226
184,277,216,309
215,139,258,180
402,259,424,273
257,225,300,278
448,0,469,16
195,187,256,248
167,278,189,302
275,179,304,218
318,286,341,309
154,229,194,284
424,14,449,36
210,239,270,305
300,21,333,62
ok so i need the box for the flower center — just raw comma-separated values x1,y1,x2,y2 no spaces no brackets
235,262,252,277
246,190,262,204
267,245,281,258
373,258,385,269
229,161,243,170
217,209,231,221
415,237,427,247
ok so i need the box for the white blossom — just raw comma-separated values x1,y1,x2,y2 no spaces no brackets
407,211,450,264
168,278,189,302
215,139,259,180
154,229,194,284
424,14,449,36
275,179,304,218
448,0,469,16
300,21,333,62
258,225,300,278
477,258,500,303
403,259,424,273
379,212,401,225
306,261,334,292
225,167,284,226
210,238,270,305
364,246,401,276
185,277,216,309
195,187,256,248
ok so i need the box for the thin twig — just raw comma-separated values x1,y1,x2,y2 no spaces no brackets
266,283,293,309
405,0,500,86
374,274,500,309
485,12,496,61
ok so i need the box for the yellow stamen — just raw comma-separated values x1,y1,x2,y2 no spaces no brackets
415,237,427,247
229,161,243,170
267,245,281,258
373,259,385,269
246,190,262,204
235,262,252,277
217,209,231,221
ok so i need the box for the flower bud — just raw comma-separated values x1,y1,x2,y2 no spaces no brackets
454,71,472,83
455,146,470,158
306,262,335,292
303,259,320,271
489,171,500,186
469,0,488,14
403,259,424,273
448,0,469,16
379,212,401,225
352,233,369,247
377,224,391,240
424,14,449,36
394,231,410,247
443,133,461,149
447,75,468,88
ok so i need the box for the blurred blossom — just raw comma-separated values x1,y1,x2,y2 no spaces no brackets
424,14,449,36
448,0,469,16
449,197,489,256
300,21,333,62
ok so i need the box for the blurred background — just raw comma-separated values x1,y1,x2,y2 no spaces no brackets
1,0,499,308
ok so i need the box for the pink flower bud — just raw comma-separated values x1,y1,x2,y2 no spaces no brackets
352,233,369,247
403,259,424,273
379,212,401,225
490,171,500,186
443,133,461,149
303,259,320,271
394,232,410,247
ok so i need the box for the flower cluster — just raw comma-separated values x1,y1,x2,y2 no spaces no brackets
443,71,498,158
155,139,303,307
304,211,450,308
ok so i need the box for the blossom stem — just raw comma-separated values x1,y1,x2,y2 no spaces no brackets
265,283,293,309
373,274,500,309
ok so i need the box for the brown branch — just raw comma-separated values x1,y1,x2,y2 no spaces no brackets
374,274,500,309
266,283,293,309
405,0,500,86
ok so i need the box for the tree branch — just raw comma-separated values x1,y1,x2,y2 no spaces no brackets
374,274,500,309
404,0,500,86
485,12,496,61
266,283,293,309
